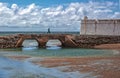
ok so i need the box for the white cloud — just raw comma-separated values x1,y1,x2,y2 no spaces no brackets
94,9,112,13
11,4,18,10
18,3,37,15
112,12,120,18
0,1,119,31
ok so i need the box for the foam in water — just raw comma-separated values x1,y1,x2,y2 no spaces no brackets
46,46,61,50
22,47,38,51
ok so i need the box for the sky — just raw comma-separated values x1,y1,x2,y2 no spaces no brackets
0,0,120,32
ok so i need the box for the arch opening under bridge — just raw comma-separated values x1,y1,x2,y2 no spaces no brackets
15,34,78,48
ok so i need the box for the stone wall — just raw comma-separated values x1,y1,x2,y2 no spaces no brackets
80,17,120,35
74,35,120,48
0,35,20,48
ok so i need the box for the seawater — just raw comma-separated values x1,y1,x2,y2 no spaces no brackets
0,47,116,57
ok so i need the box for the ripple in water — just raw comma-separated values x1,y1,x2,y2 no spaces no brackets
22,47,38,51
46,46,61,50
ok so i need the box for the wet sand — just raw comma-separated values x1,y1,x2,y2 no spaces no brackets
7,55,120,78
7,55,31,60
94,43,120,49
33,57,120,78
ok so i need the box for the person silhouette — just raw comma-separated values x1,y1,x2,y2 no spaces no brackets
47,28,50,33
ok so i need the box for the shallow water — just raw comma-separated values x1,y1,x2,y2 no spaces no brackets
0,47,117,57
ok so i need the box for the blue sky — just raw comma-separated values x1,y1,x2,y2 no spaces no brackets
0,0,87,6
0,0,120,32
0,0,119,6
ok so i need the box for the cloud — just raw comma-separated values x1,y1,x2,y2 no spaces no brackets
112,12,120,18
0,1,119,31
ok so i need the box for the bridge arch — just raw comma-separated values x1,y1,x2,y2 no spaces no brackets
15,34,77,48
22,39,39,47
37,37,65,48
46,39,63,47
15,37,40,47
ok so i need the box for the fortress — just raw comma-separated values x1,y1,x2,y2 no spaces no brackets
80,16,120,35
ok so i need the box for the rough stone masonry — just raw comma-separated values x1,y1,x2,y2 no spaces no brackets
0,34,120,49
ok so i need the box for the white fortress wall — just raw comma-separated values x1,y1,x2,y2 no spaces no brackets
86,20,96,35
80,17,120,35
96,20,114,35
115,20,120,35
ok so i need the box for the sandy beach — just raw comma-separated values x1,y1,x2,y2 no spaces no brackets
31,57,120,78
94,43,120,49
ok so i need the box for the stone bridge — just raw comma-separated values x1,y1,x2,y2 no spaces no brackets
0,34,120,49
0,34,77,48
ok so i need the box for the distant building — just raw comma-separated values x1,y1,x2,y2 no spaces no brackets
80,16,120,35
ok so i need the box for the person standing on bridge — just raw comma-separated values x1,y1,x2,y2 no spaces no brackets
47,28,51,33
